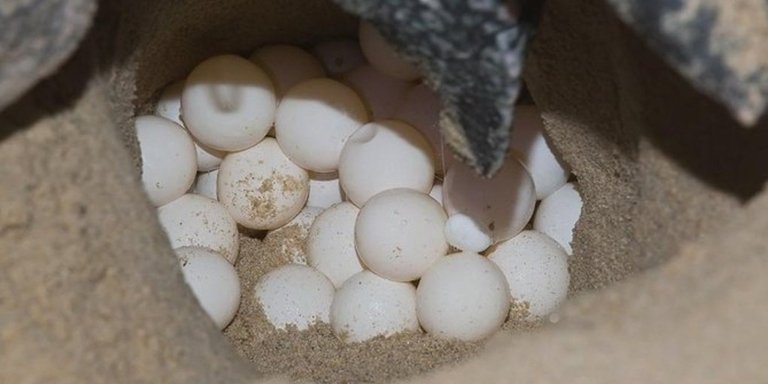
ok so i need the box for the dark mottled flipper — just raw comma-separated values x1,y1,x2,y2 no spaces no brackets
606,0,768,126
333,0,535,177
0,0,95,111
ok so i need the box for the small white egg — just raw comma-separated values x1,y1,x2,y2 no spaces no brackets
443,155,536,242
254,264,335,330
182,54,276,151
153,81,226,172
307,172,344,209
342,65,412,119
135,115,197,207
393,83,443,173
444,213,492,253
194,142,225,172
330,270,419,342
275,78,368,173
510,105,570,199
155,80,184,126
250,44,326,97
533,183,582,254
217,138,309,230
176,246,241,330
306,202,364,287
157,193,239,264
358,21,420,80
416,252,510,341
312,39,367,76
193,169,218,200
429,181,443,205
265,206,323,265
488,230,570,319
339,120,434,207
355,189,447,282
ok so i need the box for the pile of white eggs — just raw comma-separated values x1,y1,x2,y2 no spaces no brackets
138,22,583,341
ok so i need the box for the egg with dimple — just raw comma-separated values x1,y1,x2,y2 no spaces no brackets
155,80,225,172
157,193,239,264
250,44,326,97
182,54,276,151
416,252,510,342
355,189,447,282
488,230,570,319
339,120,434,207
254,264,335,330
331,270,419,342
275,78,368,173
176,246,241,330
135,115,197,207
343,64,412,119
306,202,364,288
443,155,536,242
217,138,309,230
359,21,420,81
510,105,570,200
312,39,367,76
533,182,582,255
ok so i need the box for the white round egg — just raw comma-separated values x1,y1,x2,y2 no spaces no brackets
254,264,335,330
330,270,419,342
250,44,326,97
157,193,239,264
342,64,412,119
488,230,570,319
217,138,309,230
306,202,364,287
194,142,225,172
394,83,442,173
443,155,536,242
444,213,492,253
264,206,323,265
135,115,197,207
533,183,582,254
416,252,510,341
182,54,276,151
154,80,227,172
193,169,218,200
312,39,367,76
359,21,420,80
155,80,185,126
176,246,241,330
355,189,447,282
510,105,570,199
339,120,434,207
275,78,368,173
307,172,344,209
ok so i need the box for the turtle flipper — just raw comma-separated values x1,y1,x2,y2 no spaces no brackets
606,0,768,126
334,0,536,177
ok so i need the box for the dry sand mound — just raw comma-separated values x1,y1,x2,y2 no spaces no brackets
1,0,766,383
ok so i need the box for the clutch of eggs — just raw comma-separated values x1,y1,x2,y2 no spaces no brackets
137,23,581,340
